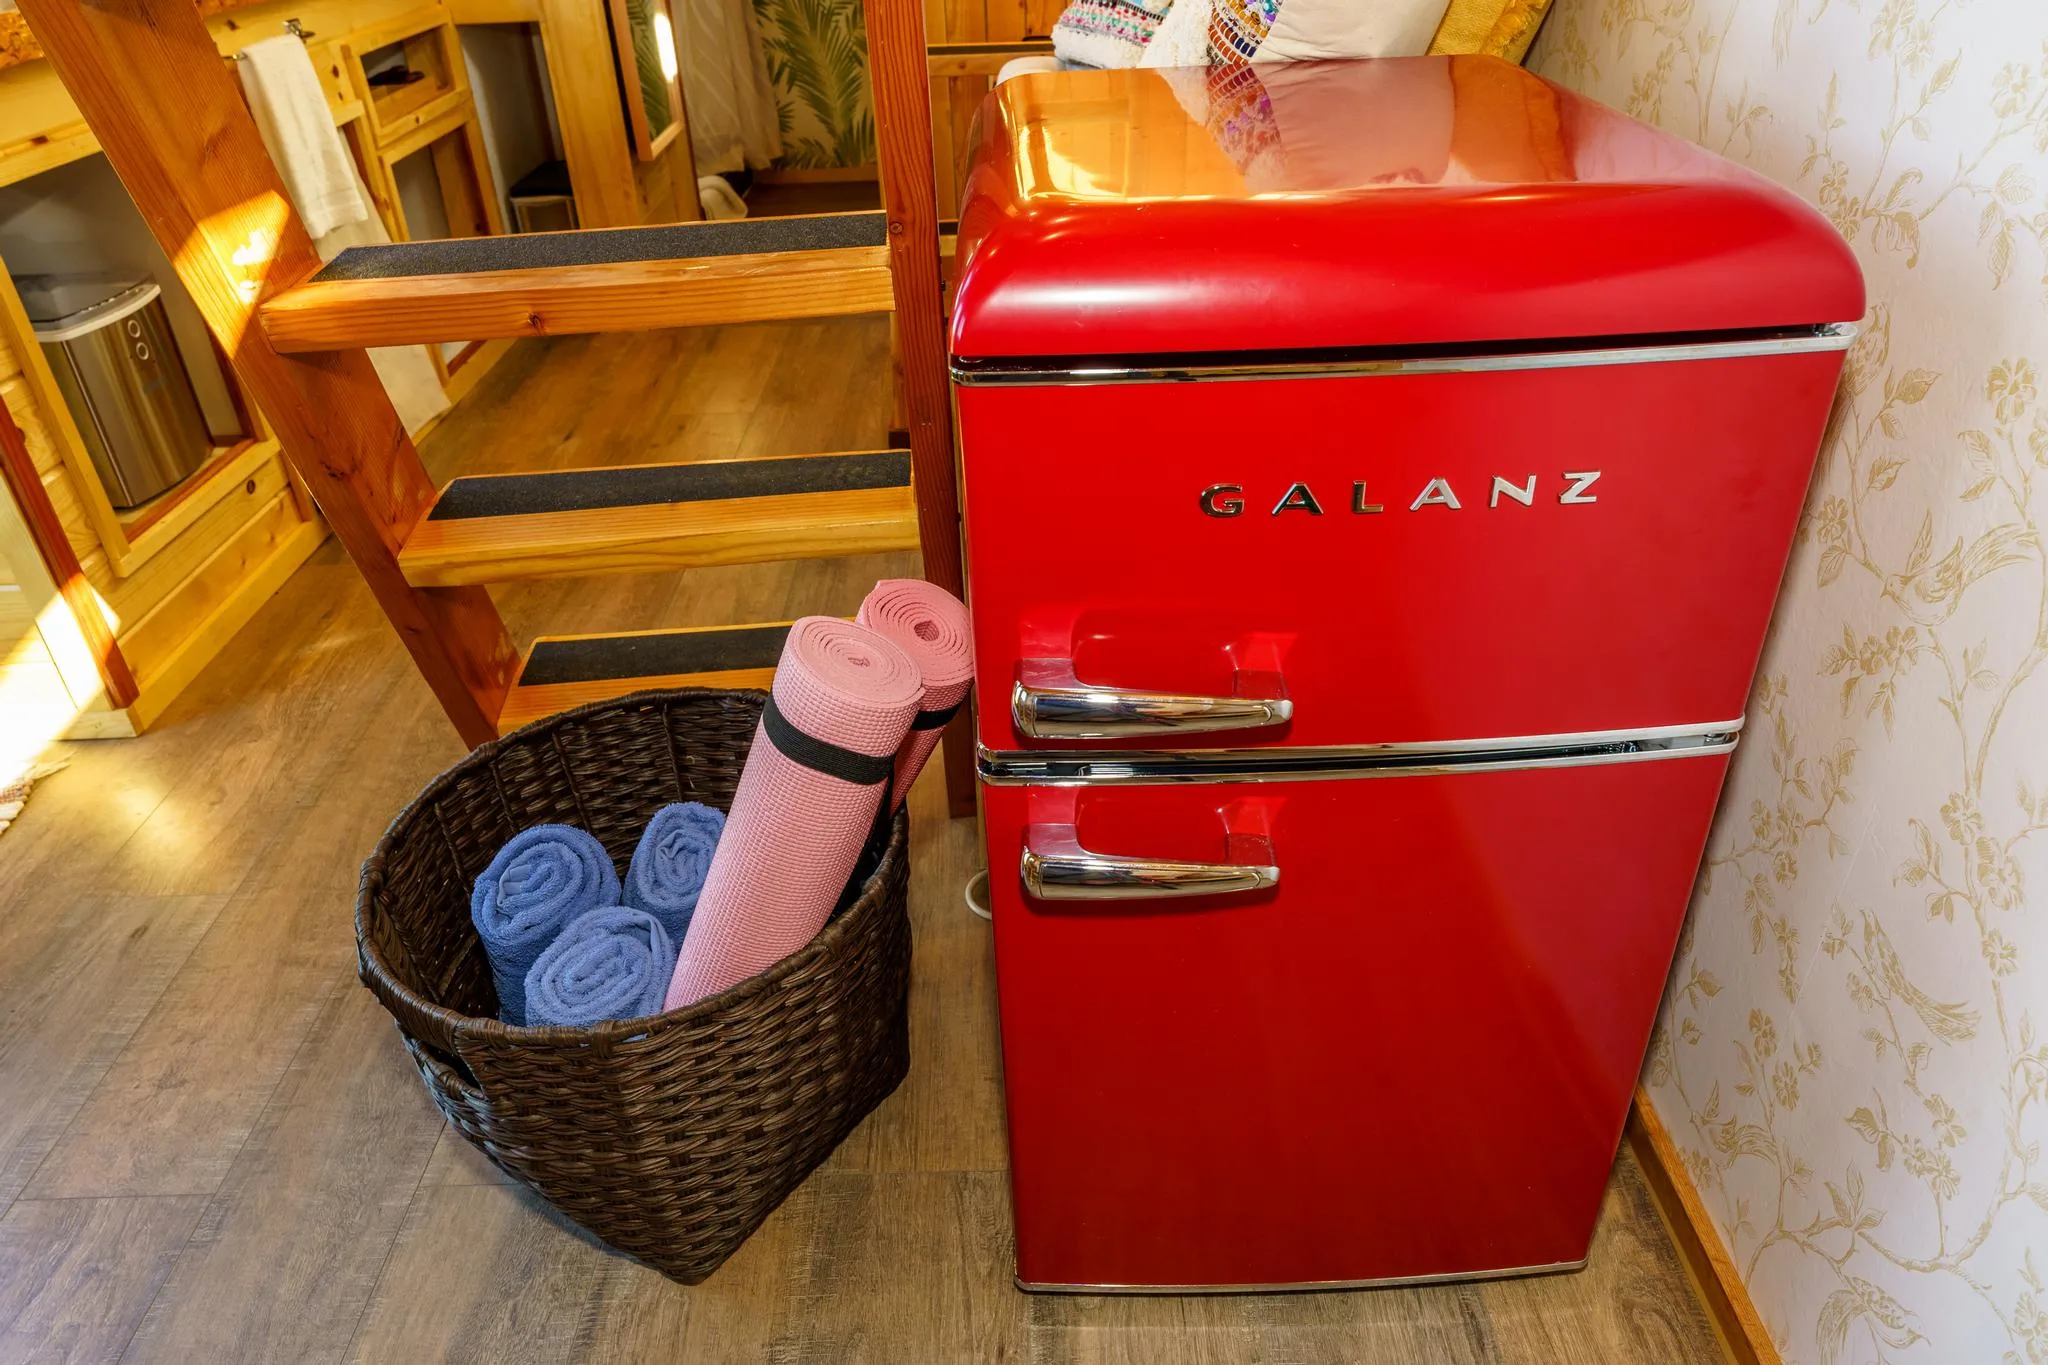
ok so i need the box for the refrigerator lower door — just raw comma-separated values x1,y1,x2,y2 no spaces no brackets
983,752,1730,1291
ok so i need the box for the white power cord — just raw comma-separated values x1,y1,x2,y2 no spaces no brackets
964,868,992,920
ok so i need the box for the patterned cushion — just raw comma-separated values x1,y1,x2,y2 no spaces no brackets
1427,0,1555,62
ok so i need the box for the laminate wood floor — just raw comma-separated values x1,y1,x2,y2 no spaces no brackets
0,319,1726,1365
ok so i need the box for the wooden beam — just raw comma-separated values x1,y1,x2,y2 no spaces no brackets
925,39,1052,77
867,0,973,816
18,0,517,747
1628,1093,1782,1365
450,0,543,21
0,393,137,707
259,246,896,352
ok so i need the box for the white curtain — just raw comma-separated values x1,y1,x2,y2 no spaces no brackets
679,0,784,175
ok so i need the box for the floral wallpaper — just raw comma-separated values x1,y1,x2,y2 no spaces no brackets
1531,2,2048,1362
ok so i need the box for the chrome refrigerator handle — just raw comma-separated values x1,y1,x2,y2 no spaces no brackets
1021,824,1280,900
1011,658,1292,739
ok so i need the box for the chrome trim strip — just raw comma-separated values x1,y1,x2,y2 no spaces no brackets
978,719,1744,786
952,324,1856,387
1016,1257,1590,1295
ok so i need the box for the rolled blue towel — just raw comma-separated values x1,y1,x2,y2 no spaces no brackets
623,801,726,942
523,906,676,1028
470,824,621,1025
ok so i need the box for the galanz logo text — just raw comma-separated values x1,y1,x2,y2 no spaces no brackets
1199,473,1602,517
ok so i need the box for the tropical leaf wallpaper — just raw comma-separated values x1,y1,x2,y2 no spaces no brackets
1530,3,2048,1362
749,0,876,167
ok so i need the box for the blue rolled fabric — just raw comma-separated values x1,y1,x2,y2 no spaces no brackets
470,824,621,1025
522,906,676,1028
623,801,726,942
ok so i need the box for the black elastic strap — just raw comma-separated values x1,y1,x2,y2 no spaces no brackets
762,695,895,785
909,699,963,732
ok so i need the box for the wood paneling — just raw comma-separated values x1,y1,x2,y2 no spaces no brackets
18,0,519,747
32,466,91,562
0,375,136,703
92,457,291,635
1,377,72,482
118,492,318,697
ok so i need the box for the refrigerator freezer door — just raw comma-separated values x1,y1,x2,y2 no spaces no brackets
960,346,1844,755
984,753,1730,1290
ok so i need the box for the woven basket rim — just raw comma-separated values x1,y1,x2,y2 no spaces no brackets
354,684,908,1046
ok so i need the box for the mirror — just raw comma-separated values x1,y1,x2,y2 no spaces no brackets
608,0,687,161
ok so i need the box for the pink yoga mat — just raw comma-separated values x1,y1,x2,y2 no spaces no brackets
664,617,921,1010
857,579,974,809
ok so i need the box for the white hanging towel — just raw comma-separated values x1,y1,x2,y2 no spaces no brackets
236,36,447,435
311,181,451,435
236,35,369,239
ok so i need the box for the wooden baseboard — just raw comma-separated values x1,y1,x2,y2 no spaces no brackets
63,703,140,740
1628,1091,1781,1365
754,165,879,184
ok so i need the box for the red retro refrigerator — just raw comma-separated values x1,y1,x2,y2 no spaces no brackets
949,56,1863,1292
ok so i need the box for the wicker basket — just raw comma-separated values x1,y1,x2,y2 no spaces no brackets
355,688,912,1284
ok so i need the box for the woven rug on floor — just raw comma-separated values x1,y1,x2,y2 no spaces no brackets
0,759,66,838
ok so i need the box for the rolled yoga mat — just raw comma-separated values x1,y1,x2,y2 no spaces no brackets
523,905,677,1028
856,578,974,810
470,824,622,1025
624,801,725,942
663,617,922,1010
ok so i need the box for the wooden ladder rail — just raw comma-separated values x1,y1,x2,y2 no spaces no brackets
23,0,976,816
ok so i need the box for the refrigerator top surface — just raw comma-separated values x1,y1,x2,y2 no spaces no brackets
950,56,1864,360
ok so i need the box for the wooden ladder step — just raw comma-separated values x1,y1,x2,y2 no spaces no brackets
259,211,895,353
497,621,791,734
398,449,917,586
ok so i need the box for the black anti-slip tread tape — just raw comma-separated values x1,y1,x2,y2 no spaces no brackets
310,211,889,283
429,451,912,521
910,700,962,731
762,694,893,785
519,624,791,688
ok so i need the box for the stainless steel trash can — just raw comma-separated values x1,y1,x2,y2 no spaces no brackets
22,273,212,509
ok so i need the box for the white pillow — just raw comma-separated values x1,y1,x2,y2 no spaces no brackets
1258,0,1453,61
1136,0,1454,68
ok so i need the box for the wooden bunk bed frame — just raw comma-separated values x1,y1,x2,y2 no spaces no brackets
16,0,975,815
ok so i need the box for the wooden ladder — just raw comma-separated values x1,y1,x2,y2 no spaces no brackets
21,0,974,816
